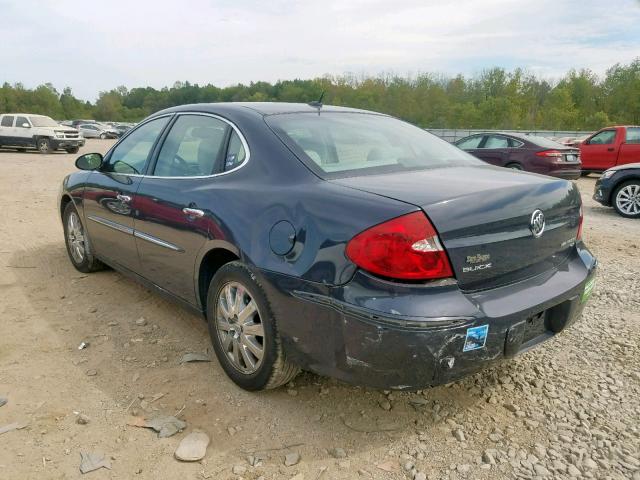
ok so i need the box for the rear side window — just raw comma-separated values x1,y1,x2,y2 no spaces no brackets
225,130,247,171
456,136,483,150
589,130,616,145
153,115,229,177
103,117,170,174
1,116,14,127
15,116,29,128
626,127,640,144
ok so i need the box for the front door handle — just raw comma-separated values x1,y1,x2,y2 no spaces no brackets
607,147,614,152
182,207,204,218
116,194,131,203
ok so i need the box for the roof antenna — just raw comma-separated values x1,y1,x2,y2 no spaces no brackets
308,91,325,110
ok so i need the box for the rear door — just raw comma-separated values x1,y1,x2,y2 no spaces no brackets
0,115,15,145
580,129,619,170
619,127,640,166
82,116,171,271
133,113,245,304
474,135,510,166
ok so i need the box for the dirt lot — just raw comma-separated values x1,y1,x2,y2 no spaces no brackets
0,140,639,480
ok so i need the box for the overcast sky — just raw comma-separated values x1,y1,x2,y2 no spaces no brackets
1,0,639,101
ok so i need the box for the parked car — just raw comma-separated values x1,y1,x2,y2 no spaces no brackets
58,103,596,391
580,126,640,174
71,119,97,128
114,124,132,136
0,113,85,153
76,123,117,139
593,163,640,218
455,132,581,179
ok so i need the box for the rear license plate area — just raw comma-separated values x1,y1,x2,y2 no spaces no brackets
522,311,547,343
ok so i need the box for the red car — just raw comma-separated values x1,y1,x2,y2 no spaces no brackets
455,132,581,179
580,126,640,173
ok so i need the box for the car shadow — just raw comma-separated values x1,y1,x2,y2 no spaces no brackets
9,242,519,466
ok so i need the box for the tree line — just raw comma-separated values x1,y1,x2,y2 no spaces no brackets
1,59,638,130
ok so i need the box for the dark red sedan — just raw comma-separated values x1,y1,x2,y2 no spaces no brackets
455,132,581,179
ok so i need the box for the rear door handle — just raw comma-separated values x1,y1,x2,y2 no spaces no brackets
182,207,204,218
607,147,614,151
116,194,131,203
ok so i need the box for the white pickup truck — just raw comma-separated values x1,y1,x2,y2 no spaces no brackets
0,113,85,154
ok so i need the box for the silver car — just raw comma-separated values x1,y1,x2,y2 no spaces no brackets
77,124,110,139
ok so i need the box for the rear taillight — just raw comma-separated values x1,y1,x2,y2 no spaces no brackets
345,212,454,281
536,150,564,158
576,205,584,240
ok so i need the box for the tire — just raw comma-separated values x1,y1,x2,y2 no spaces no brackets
506,163,523,170
36,137,52,154
62,202,105,273
580,171,590,177
206,261,299,391
612,180,640,219
66,146,80,154
16,148,26,152
99,133,106,139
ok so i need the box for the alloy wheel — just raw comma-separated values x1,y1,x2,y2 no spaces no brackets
616,184,640,216
67,211,86,263
215,281,265,374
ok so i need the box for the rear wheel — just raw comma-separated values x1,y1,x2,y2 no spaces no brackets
206,261,299,390
63,202,105,272
613,181,640,218
506,163,523,170
66,146,80,154
37,137,51,154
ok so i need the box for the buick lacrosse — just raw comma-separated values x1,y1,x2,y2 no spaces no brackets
59,103,597,391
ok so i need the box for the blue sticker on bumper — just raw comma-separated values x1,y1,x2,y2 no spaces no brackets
463,325,489,352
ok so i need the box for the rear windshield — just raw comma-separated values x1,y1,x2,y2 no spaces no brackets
266,113,481,178
30,116,59,127
520,135,568,149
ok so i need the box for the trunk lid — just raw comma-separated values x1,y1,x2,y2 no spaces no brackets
333,165,582,290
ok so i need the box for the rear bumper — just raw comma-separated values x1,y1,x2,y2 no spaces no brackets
548,166,581,180
593,179,613,206
258,244,596,390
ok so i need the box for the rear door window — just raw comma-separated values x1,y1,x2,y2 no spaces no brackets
625,127,640,144
1,116,14,127
483,135,509,148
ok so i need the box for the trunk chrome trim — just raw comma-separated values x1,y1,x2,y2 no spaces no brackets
134,230,184,252
87,215,134,235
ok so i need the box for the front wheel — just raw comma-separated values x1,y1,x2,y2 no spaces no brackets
63,202,105,272
99,133,106,139
37,137,52,154
66,146,80,154
206,262,299,391
613,181,640,218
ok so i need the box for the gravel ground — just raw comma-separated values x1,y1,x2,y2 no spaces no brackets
0,140,638,479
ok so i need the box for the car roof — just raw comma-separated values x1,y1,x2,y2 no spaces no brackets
157,102,382,117
1,113,48,117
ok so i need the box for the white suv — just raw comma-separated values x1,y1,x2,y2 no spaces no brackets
0,114,85,154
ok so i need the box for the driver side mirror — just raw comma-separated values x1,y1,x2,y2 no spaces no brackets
22,123,30,128
75,153,103,171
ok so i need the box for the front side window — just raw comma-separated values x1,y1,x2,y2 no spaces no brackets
625,127,640,144
103,117,170,174
455,136,483,150
483,135,509,149
153,115,228,177
1,116,14,127
266,113,480,178
589,130,616,145
15,116,29,128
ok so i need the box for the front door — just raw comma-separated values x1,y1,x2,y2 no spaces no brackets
82,116,171,271
474,134,510,166
13,115,33,147
133,113,240,304
581,129,619,170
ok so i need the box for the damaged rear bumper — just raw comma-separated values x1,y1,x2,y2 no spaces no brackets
258,244,597,390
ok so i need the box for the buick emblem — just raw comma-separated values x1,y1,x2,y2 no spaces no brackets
530,209,545,238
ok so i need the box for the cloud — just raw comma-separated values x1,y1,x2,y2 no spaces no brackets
0,0,638,100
